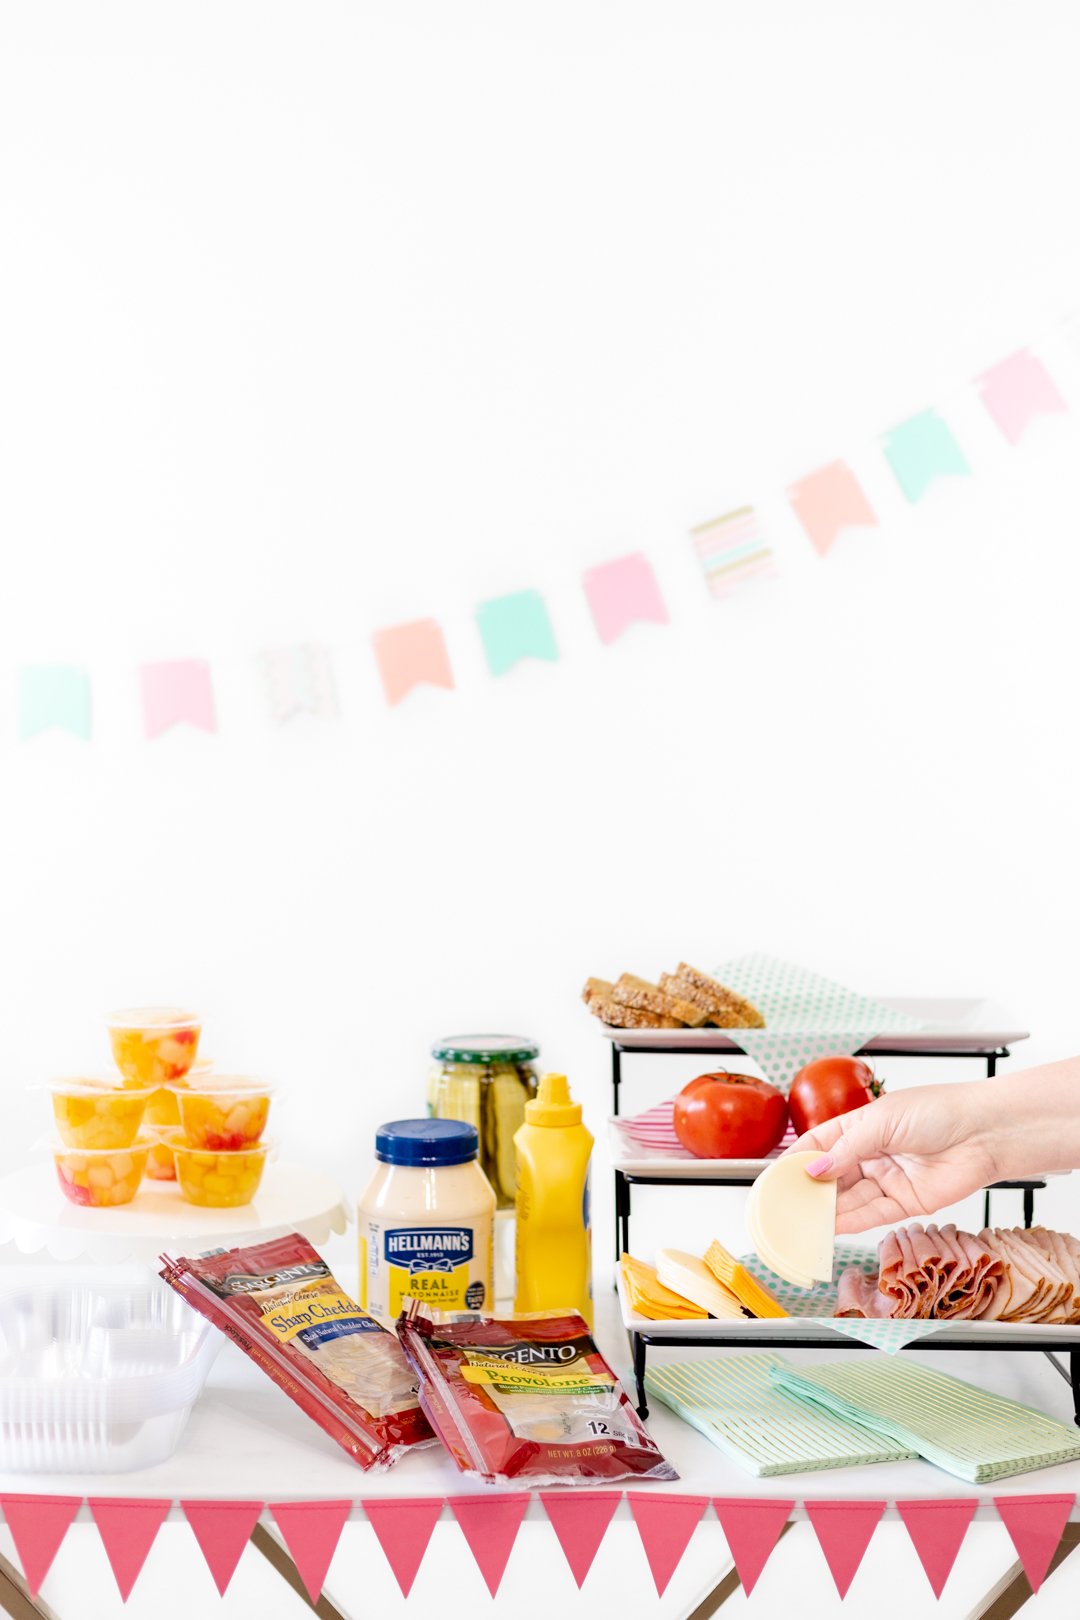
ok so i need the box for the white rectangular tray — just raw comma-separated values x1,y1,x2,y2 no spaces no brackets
600,996,1029,1054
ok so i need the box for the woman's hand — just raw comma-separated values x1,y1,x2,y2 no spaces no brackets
786,1082,1003,1233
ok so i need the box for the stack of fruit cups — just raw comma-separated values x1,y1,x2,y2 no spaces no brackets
107,1007,203,1182
164,1075,273,1207
51,1078,156,1206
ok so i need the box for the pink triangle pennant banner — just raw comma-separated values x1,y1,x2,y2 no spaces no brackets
805,1500,886,1598
88,1498,171,1603
978,350,1067,445
583,552,668,645
361,1497,444,1598
270,1501,352,1606
896,1498,978,1598
450,1493,530,1597
712,1497,793,1596
788,460,878,557
0,1494,81,1597
140,659,216,739
627,1493,709,1596
540,1491,621,1588
994,1493,1075,1593
181,1500,263,1596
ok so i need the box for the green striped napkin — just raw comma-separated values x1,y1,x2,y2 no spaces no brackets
644,1353,917,1477
769,1360,1080,1483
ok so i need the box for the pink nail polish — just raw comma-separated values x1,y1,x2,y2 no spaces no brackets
807,1154,832,1176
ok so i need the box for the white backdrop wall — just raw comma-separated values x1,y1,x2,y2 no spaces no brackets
3,6,1080,1611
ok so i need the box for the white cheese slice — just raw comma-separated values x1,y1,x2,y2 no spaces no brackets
656,1249,749,1319
745,1150,836,1288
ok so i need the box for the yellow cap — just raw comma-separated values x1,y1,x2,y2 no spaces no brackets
524,1072,582,1127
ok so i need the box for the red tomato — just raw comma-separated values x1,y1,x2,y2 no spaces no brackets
672,1071,788,1159
788,1055,884,1135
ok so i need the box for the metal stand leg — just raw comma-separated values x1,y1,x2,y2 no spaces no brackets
614,1171,628,1263
1071,1350,1080,1428
632,1332,648,1418
612,1043,622,1115
1024,1187,1035,1228
984,1187,992,1228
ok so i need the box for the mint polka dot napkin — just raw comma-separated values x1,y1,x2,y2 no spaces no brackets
741,1247,947,1353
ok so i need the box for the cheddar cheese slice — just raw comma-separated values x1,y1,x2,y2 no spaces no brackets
704,1239,789,1318
620,1254,708,1320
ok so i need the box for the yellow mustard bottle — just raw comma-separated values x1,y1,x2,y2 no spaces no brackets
513,1073,593,1325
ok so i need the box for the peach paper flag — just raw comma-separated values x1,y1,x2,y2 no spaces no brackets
362,1498,444,1598
271,1501,352,1606
372,619,454,706
978,351,1067,445
0,1494,81,1597
788,461,878,557
140,659,216,739
994,1493,1075,1593
896,1498,977,1598
89,1498,171,1602
583,553,668,645
805,1499,886,1598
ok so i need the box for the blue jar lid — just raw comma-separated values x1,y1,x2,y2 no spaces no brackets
375,1118,478,1167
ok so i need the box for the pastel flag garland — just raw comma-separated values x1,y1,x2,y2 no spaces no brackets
270,1501,352,1606
0,1494,81,1597
261,644,337,723
979,350,1067,445
993,1493,1076,1593
583,553,668,644
361,1497,444,1598
88,1498,171,1603
18,664,91,740
372,618,454,706
476,588,558,676
690,507,775,597
627,1493,709,1596
540,1491,621,1588
896,1498,977,1598
141,659,216,739
882,410,970,503
449,1493,530,1597
180,1499,263,1596
712,1498,793,1596
788,461,877,557
804,1500,886,1598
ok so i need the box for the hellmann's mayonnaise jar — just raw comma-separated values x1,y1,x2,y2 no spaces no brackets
358,1119,496,1323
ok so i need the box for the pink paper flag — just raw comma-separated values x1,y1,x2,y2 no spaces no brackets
450,1493,529,1597
994,1493,1075,1593
627,1493,709,1596
896,1498,978,1598
540,1491,621,1588
788,460,878,557
712,1498,793,1596
140,659,216,739
89,1498,171,1602
805,1500,886,1598
583,553,668,646
0,1495,81,1596
979,351,1067,445
372,619,454,706
181,1500,263,1596
271,1501,352,1606
361,1497,444,1598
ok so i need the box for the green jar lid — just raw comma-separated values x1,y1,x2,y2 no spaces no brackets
431,1033,540,1064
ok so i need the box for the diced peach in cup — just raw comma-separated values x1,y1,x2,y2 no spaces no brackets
53,1140,150,1207
107,1008,201,1088
146,1087,182,1127
143,1129,178,1181
172,1139,268,1207
50,1081,152,1150
174,1078,271,1151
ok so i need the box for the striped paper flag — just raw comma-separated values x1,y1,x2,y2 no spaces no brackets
690,507,775,597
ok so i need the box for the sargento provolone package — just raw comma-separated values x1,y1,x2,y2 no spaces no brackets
160,1234,434,1468
396,1300,678,1485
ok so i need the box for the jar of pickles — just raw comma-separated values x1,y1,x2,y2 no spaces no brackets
428,1035,539,1209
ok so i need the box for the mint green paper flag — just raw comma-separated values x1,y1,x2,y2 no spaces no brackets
883,410,970,502
19,665,91,740
476,589,558,676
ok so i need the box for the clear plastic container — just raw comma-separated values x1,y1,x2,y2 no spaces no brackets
53,1139,151,1207
50,1079,153,1150
107,1007,202,1088
170,1075,272,1151
143,1126,178,1182
171,1138,270,1207
0,1280,218,1472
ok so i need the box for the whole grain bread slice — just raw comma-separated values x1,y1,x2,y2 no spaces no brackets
583,988,681,1029
612,973,707,1027
675,962,766,1028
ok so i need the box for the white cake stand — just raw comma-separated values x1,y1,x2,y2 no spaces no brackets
0,1160,350,1265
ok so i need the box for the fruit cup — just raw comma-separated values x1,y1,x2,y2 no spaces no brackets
50,1080,152,1151
107,1008,202,1089
171,1139,269,1207
172,1076,272,1151
143,1126,179,1182
54,1140,151,1208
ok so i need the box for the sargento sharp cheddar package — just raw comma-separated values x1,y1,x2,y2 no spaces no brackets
396,1300,678,1485
160,1234,434,1468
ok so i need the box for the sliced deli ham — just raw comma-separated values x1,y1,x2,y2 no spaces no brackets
836,1222,1075,1322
